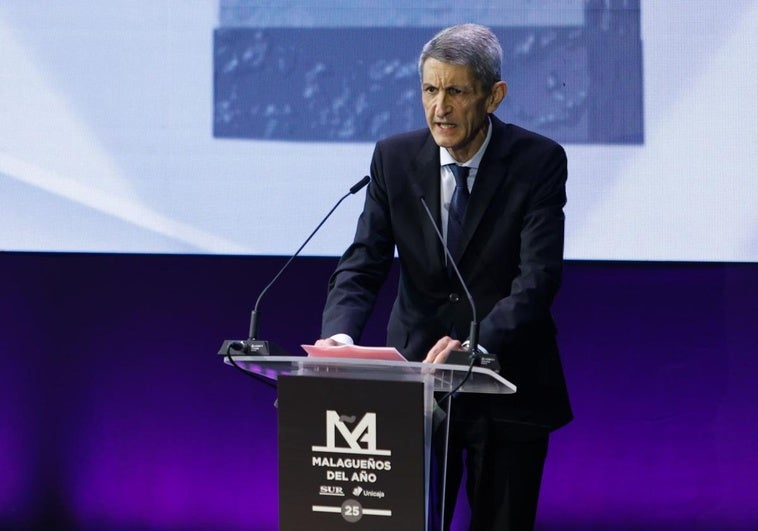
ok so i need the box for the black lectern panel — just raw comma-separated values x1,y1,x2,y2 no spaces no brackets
278,375,426,530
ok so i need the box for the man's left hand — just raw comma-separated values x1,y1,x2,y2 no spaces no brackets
424,336,462,364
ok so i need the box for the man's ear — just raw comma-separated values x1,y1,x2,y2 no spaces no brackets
486,81,508,113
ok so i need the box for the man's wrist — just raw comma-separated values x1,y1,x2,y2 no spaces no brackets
329,333,354,345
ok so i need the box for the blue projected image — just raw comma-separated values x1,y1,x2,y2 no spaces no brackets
213,1,643,144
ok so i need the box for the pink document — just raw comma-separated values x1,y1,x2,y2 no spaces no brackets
301,344,407,362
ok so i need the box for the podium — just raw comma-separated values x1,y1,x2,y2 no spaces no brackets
226,355,515,531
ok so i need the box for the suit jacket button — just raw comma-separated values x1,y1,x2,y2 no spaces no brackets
448,293,460,303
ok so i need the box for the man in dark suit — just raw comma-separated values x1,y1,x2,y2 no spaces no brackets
316,23,572,530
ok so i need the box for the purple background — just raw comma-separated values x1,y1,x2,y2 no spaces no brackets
1,253,756,530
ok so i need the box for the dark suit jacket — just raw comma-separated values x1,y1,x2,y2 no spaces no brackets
322,115,572,432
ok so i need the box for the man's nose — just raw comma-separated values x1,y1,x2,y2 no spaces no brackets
434,94,451,117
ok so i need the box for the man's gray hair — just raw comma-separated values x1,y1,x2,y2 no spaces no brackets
418,24,503,90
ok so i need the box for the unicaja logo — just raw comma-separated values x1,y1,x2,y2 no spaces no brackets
312,410,391,456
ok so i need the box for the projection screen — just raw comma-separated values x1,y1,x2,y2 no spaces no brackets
0,1,756,261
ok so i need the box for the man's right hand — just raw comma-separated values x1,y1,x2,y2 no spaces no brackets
314,337,342,347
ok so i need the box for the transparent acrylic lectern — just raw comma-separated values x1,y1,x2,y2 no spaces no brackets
225,354,515,531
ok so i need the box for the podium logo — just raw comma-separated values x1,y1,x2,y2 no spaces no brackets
319,485,345,496
312,410,391,456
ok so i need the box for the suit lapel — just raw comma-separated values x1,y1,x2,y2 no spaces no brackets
411,134,446,270
457,118,513,262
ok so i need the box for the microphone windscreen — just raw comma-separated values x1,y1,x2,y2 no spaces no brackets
349,175,371,194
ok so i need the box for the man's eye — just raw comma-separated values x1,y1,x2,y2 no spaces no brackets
424,87,437,94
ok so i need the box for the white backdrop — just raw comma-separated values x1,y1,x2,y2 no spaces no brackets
0,1,756,261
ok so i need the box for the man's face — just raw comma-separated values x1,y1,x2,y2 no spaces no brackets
421,58,506,162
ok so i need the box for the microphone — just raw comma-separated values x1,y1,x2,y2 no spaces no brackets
219,175,371,356
416,192,501,373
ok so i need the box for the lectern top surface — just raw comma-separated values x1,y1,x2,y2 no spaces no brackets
226,355,516,395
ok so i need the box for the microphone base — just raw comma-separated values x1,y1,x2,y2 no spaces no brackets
218,339,289,357
445,349,501,374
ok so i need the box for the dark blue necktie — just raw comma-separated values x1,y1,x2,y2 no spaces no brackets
446,164,470,271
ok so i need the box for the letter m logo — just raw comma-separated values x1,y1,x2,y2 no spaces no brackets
312,410,391,456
